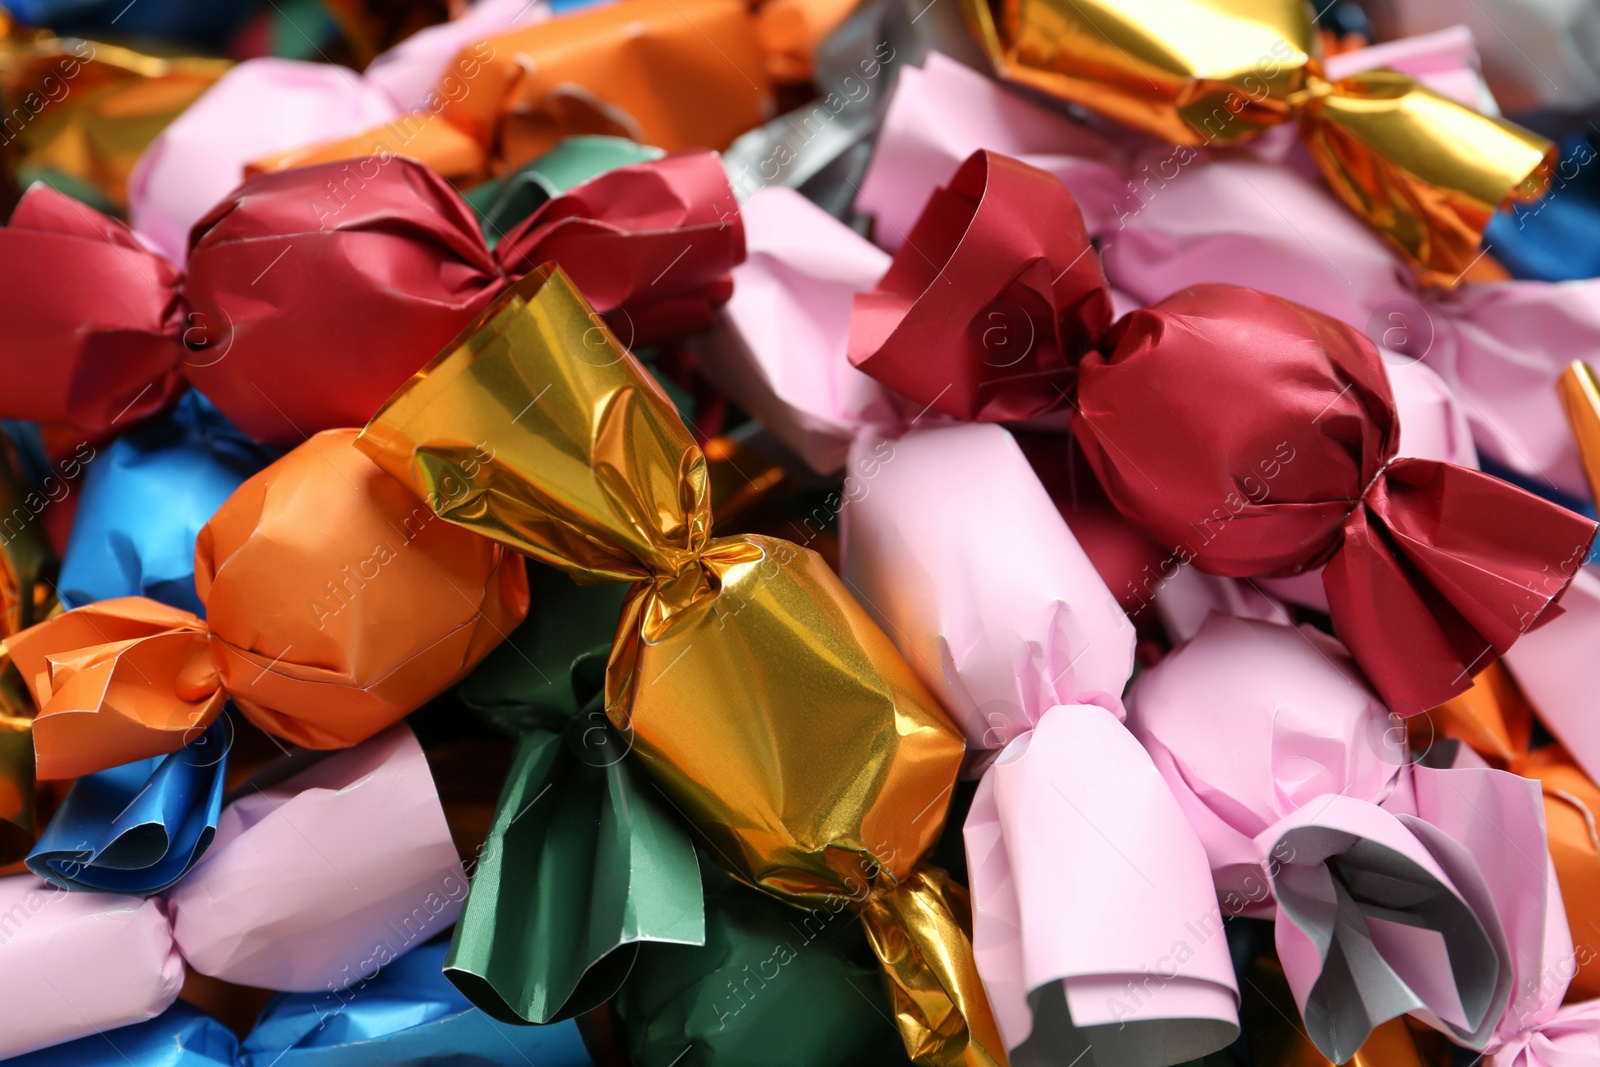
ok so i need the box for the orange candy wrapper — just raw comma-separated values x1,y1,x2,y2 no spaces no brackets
6,429,529,781
256,0,772,185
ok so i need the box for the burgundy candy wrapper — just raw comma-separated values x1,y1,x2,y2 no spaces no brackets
0,152,741,445
848,149,1598,716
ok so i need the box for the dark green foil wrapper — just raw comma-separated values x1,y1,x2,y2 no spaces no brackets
615,863,913,1067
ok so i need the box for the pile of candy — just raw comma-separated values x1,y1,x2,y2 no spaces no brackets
0,0,1597,1064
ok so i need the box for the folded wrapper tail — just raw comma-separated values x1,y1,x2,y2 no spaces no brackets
8,429,530,779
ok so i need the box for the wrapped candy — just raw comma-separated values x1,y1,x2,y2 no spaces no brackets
857,50,1600,497
25,718,227,893
57,391,275,615
847,148,1596,716
955,0,1554,283
0,151,740,445
260,0,772,186
841,421,1240,1064
356,265,1002,1066
1127,613,1557,1061
6,428,527,779
0,725,467,1059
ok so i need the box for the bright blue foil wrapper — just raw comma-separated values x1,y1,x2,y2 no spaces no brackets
1485,134,1600,281
26,717,228,894
58,391,275,617
6,1003,240,1067
8,942,594,1065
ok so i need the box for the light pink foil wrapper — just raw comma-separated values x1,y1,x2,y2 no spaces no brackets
1504,567,1600,788
168,722,466,990
0,876,183,1059
841,422,1238,1064
128,0,543,263
692,187,905,474
1129,614,1563,1059
0,724,464,1057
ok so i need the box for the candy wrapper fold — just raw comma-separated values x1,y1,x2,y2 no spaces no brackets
357,265,999,1066
443,692,706,1023
848,148,1597,716
955,0,1554,284
7,428,529,778
25,717,226,893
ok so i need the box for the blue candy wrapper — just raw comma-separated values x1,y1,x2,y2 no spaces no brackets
8,941,594,1065
241,940,594,1066
58,392,275,617
26,717,229,894
1485,134,1600,282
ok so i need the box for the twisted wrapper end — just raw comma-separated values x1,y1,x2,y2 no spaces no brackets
863,867,1011,1067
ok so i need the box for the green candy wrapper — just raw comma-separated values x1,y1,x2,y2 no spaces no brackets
446,564,703,1024
615,863,914,1067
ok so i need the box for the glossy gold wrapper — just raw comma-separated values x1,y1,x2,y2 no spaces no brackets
0,27,229,210
358,265,995,1065
958,0,1554,285
1558,361,1600,506
863,869,1007,1067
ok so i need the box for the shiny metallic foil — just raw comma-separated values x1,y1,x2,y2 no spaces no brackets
958,0,1554,285
358,266,999,1066
0,22,229,210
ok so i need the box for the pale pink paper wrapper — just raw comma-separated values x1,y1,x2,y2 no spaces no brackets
0,723,463,1058
1129,614,1568,1058
840,422,1238,1063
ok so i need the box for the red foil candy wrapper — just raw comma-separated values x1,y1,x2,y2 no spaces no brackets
0,152,742,446
850,149,1599,716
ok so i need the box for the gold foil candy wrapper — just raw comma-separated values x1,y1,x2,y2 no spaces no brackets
1558,360,1600,505
958,0,1554,285
863,868,1009,1067
0,29,230,210
357,266,994,1063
